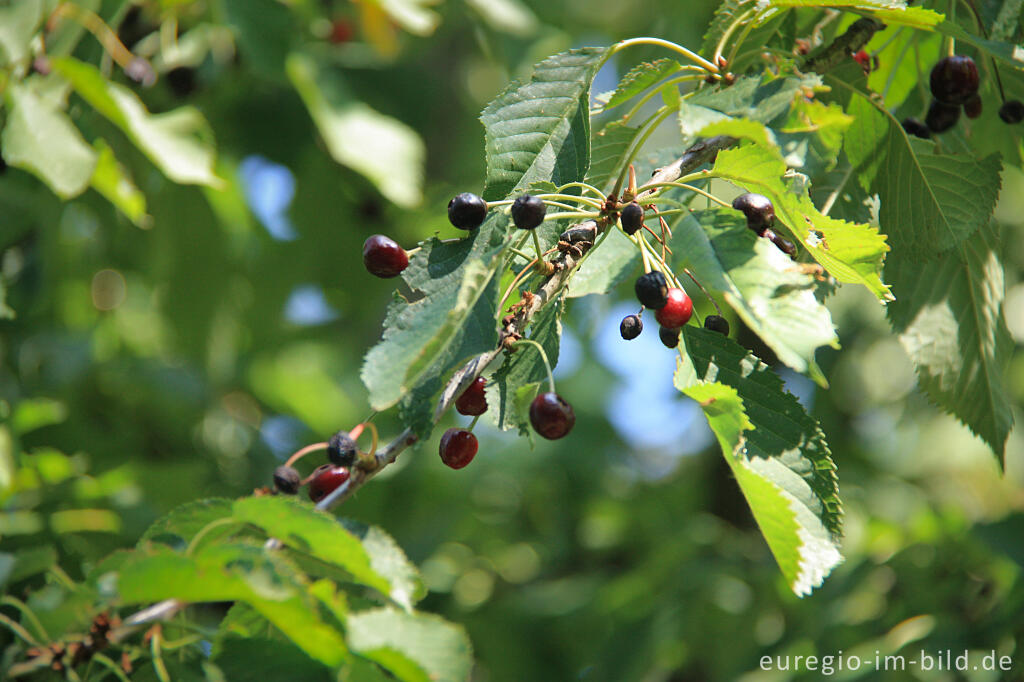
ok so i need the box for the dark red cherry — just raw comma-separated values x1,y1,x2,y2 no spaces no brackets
511,194,547,230
620,202,644,235
448,192,488,230
732,193,775,235
703,315,730,335
308,464,350,503
964,94,983,119
901,117,931,139
659,326,680,348
929,55,980,105
439,428,478,469
999,100,1024,124
926,99,961,133
529,392,575,440
362,234,409,278
455,377,488,416
654,288,693,329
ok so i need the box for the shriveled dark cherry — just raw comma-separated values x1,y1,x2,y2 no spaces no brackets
620,314,643,340
901,117,931,139
764,229,796,258
448,192,488,230
635,271,669,309
308,464,351,503
327,430,358,467
529,392,575,440
439,428,478,469
273,465,301,495
362,235,409,278
659,326,680,348
999,100,1024,124
511,194,547,230
732,193,775,235
455,376,488,416
963,94,983,119
929,55,980,105
654,288,693,329
926,99,960,133
704,315,730,335
620,202,645,235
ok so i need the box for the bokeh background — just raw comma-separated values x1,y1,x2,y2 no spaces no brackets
2,0,1024,679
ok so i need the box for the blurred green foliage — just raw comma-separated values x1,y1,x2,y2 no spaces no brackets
1,0,1024,680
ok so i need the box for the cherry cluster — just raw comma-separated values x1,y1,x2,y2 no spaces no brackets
272,430,362,501
899,54,1024,138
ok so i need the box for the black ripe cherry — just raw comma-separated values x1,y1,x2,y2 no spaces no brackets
455,376,488,416
659,326,680,348
529,392,575,440
448,192,488,230
964,94,983,119
926,99,960,133
999,100,1024,124
362,235,409,278
901,117,931,139
308,464,350,503
929,55,980,105
620,202,644,235
511,194,547,230
732,193,775,235
439,428,478,469
635,271,669,309
327,430,358,467
704,315,730,335
619,314,643,340
273,465,301,495
654,288,693,329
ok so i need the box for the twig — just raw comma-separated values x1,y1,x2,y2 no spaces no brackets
802,17,885,75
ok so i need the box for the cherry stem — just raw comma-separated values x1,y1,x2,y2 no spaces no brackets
285,441,328,468
611,37,720,75
361,422,379,458
512,339,556,393
531,230,552,275
962,0,1007,101
507,246,535,263
712,8,755,70
683,267,722,316
467,415,481,431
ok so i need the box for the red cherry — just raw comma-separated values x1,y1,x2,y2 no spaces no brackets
329,19,353,44
852,49,871,69
308,464,351,502
362,234,409,278
455,377,488,416
529,392,575,440
654,288,693,329
439,428,478,469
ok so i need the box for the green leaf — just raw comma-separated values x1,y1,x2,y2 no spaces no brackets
140,498,234,551
115,543,349,667
488,297,563,434
481,47,610,201
886,221,1014,464
865,28,943,109
701,0,757,59
566,227,639,298
598,58,682,110
347,608,473,682
50,57,221,187
361,218,508,412
936,20,1024,68
756,0,943,28
340,519,427,607
2,84,97,199
689,71,822,125
838,80,1002,256
0,0,44,66
90,140,150,228
709,142,892,300
221,0,294,77
287,52,424,208
776,98,853,174
678,328,843,596
586,120,642,194
673,210,838,384
214,637,334,682
988,0,1024,40
233,496,415,606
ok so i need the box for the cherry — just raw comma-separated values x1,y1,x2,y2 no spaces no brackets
654,288,693,329
273,465,301,495
529,392,575,440
362,234,409,278
511,194,546,230
620,202,644,235
439,428,478,469
635,271,669,309
448,192,488,230
704,315,730,335
619,314,643,340
659,326,680,348
999,100,1024,124
852,49,871,71
964,94,983,119
926,99,960,133
308,464,350,503
929,55,980,105
327,430,358,467
731,193,775,235
328,19,354,44
455,376,488,416
763,228,796,258
901,117,931,139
